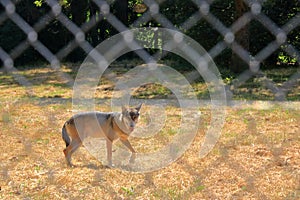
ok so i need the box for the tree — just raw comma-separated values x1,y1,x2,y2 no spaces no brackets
114,0,129,26
70,0,88,26
231,0,249,73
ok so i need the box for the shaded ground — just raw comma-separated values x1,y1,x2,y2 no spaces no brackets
0,64,299,101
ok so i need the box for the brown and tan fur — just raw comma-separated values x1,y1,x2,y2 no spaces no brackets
62,104,142,167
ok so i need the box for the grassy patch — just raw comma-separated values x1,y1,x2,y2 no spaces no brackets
133,83,172,99
0,99,299,199
0,63,299,199
121,186,135,196
1,63,299,100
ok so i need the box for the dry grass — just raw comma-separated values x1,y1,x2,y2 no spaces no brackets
0,66,300,199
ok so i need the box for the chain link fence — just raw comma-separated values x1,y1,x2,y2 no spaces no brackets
0,0,299,199
0,0,299,99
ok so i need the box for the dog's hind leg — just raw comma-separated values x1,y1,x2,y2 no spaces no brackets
106,139,113,167
63,139,82,167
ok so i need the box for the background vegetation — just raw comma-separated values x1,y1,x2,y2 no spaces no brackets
0,0,299,72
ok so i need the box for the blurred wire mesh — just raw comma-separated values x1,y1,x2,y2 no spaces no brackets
0,0,299,101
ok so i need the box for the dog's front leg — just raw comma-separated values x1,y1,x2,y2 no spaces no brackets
120,139,136,153
106,139,113,167
120,139,136,164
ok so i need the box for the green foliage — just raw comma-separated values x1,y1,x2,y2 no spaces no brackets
121,186,134,196
0,0,299,70
255,0,300,67
34,0,43,7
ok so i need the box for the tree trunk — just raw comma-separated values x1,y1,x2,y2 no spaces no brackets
70,0,88,26
69,0,88,61
231,0,249,73
114,0,129,26
89,1,99,46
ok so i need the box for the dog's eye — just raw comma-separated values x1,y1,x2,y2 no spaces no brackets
129,112,139,120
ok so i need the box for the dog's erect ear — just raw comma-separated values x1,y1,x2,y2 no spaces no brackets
122,105,128,114
135,103,143,112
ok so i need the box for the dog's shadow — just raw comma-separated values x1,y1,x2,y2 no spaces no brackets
66,153,136,170
81,163,103,170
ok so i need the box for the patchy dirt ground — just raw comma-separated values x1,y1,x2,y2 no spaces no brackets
0,98,299,200
0,66,299,199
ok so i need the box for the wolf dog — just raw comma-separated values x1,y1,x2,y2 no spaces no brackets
62,104,142,167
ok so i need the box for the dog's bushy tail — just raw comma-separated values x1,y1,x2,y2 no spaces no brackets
62,123,70,147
